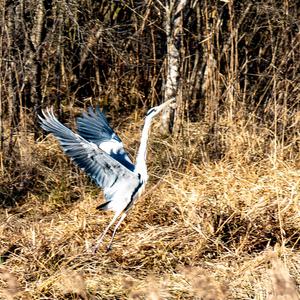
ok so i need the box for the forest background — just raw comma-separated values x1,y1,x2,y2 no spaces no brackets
0,0,299,299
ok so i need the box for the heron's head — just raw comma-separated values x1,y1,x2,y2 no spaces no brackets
145,99,176,118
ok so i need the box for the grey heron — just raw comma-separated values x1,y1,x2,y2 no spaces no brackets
39,99,174,252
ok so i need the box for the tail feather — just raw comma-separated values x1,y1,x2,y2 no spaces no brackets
96,201,111,211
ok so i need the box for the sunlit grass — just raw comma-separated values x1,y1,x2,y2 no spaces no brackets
0,117,299,299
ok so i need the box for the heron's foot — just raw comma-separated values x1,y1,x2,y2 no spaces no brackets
91,243,112,253
92,245,99,254
92,240,103,253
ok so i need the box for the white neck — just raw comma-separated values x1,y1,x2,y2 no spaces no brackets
135,116,153,181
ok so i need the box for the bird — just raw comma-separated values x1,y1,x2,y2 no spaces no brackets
39,99,175,252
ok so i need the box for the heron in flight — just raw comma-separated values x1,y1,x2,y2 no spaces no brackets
39,99,174,252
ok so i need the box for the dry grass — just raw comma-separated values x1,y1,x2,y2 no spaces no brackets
0,117,299,299
0,1,299,298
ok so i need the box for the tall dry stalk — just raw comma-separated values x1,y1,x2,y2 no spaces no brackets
0,0,298,177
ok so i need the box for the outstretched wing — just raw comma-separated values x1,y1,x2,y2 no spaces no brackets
39,108,139,200
76,107,134,171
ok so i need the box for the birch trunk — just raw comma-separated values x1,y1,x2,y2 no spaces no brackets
162,0,187,133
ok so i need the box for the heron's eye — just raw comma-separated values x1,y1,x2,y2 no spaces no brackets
146,108,156,116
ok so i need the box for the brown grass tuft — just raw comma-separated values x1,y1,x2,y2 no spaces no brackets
1,116,299,298
0,268,24,300
267,254,299,300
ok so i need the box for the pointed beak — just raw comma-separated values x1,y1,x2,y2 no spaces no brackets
157,98,176,111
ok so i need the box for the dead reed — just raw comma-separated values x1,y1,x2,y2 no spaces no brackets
1,115,299,299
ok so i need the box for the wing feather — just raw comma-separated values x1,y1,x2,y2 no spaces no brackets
77,106,119,144
76,106,134,171
39,108,139,195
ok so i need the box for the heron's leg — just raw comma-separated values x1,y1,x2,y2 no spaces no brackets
93,212,121,253
106,212,127,251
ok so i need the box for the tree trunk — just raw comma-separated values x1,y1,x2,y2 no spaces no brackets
162,0,188,134
31,0,46,139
